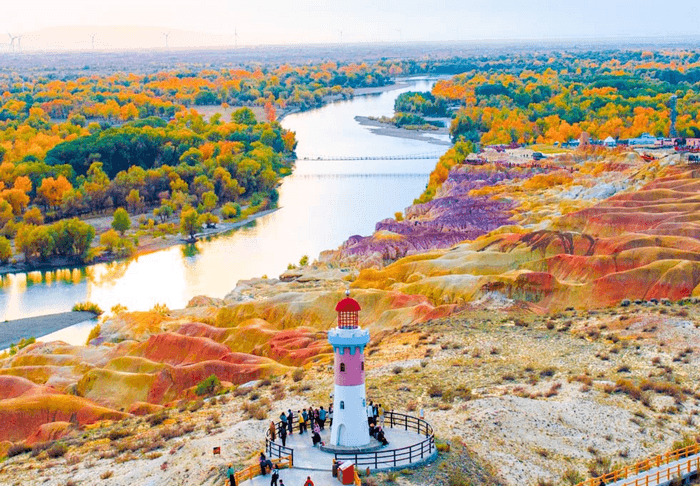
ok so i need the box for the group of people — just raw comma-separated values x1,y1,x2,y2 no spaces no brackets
271,405,333,448
366,400,385,427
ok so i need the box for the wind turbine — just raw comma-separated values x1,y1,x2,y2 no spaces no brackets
90,33,96,50
8,32,19,53
339,30,343,43
162,31,170,48
233,27,239,48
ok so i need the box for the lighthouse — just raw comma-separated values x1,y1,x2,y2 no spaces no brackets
329,292,370,448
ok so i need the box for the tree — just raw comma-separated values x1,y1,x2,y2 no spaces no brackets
200,212,219,229
0,200,13,228
111,207,131,235
0,236,11,264
180,207,202,241
154,202,173,223
201,191,218,212
126,189,144,213
23,207,44,225
100,229,120,253
38,176,73,210
231,107,257,125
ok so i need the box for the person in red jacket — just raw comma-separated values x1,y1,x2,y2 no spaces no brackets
303,477,314,486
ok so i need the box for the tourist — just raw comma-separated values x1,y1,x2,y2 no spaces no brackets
301,409,309,433
313,408,320,428
372,402,378,423
287,409,294,434
226,463,236,486
328,404,333,426
280,423,287,447
378,404,385,427
319,406,327,430
279,410,288,433
279,480,285,486
298,410,305,434
312,421,321,446
269,421,276,441
304,476,315,486
366,400,374,426
270,464,280,486
369,423,376,438
259,452,267,475
376,427,388,446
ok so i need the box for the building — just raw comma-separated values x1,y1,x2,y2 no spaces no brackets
603,136,617,147
329,292,370,448
628,133,658,146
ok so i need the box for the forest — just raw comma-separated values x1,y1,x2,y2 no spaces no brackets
2,49,700,267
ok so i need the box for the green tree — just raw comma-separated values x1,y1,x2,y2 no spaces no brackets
111,208,131,236
0,236,11,264
180,207,202,241
154,202,173,223
231,107,257,125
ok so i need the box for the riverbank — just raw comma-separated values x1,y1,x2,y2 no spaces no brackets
0,206,280,278
354,115,451,146
0,311,97,350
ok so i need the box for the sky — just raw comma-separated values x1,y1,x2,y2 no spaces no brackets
1,0,699,50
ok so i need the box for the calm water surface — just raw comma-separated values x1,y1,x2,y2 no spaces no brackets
0,79,446,330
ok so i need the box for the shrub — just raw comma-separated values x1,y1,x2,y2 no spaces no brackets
195,374,221,396
100,470,114,480
147,411,168,426
428,384,444,398
292,368,305,382
86,324,101,344
46,442,68,458
616,379,643,401
392,366,403,375
72,301,103,315
7,442,32,457
562,468,584,485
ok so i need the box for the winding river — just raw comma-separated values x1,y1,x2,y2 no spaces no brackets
0,79,447,339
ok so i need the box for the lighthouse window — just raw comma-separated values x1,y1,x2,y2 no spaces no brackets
340,363,345,372
361,362,364,370
340,401,345,410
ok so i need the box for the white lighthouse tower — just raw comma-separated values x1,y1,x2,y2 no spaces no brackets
329,292,370,448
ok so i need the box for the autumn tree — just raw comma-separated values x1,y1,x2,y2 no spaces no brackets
38,176,73,211
180,207,202,241
0,236,11,263
111,208,131,235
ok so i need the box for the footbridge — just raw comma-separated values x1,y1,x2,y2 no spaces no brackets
296,152,443,161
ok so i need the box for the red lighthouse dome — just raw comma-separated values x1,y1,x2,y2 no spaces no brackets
335,294,360,328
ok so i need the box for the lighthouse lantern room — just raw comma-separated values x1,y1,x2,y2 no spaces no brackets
329,292,371,448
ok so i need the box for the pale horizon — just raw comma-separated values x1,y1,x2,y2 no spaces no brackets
1,0,699,51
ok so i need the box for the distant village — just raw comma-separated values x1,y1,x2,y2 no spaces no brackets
562,132,700,152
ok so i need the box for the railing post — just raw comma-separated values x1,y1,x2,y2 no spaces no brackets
393,449,396,467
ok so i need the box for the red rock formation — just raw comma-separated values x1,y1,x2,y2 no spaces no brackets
0,394,128,443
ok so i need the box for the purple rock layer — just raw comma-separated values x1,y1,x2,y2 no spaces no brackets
321,163,547,268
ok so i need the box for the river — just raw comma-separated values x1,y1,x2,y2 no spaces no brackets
0,78,447,342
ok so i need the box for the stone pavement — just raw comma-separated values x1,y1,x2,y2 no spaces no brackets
240,426,434,485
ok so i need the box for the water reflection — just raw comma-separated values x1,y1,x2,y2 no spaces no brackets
0,78,446,321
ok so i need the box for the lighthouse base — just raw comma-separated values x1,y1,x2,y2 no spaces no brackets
319,437,384,454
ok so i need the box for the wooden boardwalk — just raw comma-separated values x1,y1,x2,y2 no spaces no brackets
576,444,700,486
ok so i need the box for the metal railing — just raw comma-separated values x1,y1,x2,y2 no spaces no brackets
265,419,296,463
333,411,436,470
576,443,700,486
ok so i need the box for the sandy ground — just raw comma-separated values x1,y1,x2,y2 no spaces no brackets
353,82,410,96
354,116,451,146
0,311,97,349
